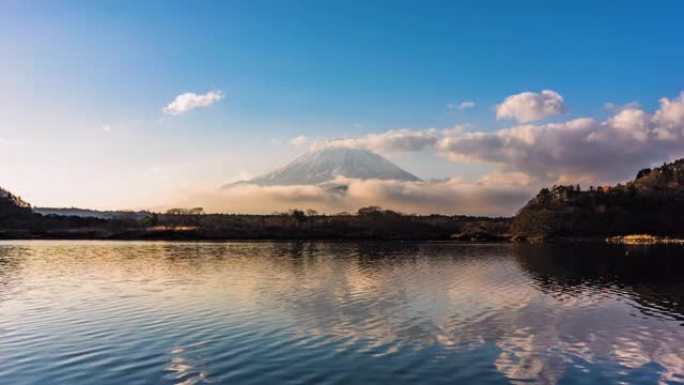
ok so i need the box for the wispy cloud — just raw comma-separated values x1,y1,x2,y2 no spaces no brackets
603,101,641,112
496,89,565,123
163,90,224,116
448,101,476,111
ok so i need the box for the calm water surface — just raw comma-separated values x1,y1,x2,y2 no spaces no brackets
0,241,682,385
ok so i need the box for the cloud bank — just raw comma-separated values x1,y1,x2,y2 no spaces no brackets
496,89,565,123
163,90,224,116
308,129,440,154
178,176,534,216
294,91,684,187
439,91,684,184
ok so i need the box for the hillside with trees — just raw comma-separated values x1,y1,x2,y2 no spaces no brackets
0,185,143,238
511,159,684,241
0,187,33,227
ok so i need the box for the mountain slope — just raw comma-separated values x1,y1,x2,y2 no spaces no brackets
232,147,421,186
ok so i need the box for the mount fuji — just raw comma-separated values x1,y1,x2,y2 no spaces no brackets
228,147,421,187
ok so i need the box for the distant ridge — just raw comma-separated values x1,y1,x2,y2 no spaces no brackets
227,146,420,187
33,207,150,220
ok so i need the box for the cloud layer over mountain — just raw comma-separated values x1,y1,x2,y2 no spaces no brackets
181,176,535,216
177,90,684,216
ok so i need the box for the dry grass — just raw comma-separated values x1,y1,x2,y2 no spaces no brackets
606,234,684,245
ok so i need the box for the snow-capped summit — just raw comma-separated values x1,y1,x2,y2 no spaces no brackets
231,146,420,186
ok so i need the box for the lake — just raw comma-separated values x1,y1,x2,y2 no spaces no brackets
0,241,682,385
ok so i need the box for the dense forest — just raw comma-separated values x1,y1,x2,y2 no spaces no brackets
2,158,684,241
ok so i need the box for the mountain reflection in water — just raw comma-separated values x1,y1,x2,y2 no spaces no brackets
0,241,682,385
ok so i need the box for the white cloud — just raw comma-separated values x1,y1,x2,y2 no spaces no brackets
163,90,224,116
653,91,684,140
438,91,684,185
289,135,309,147
603,107,649,142
496,89,565,123
441,124,471,137
309,129,439,154
361,129,439,153
448,101,476,111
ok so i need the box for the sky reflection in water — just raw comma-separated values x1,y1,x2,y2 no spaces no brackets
0,241,682,385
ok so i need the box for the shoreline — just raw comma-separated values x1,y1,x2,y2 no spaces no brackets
0,229,507,242
606,234,684,245
4,229,682,245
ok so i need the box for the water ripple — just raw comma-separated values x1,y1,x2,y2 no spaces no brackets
0,240,682,384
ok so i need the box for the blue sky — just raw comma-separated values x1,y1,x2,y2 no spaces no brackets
1,1,684,212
